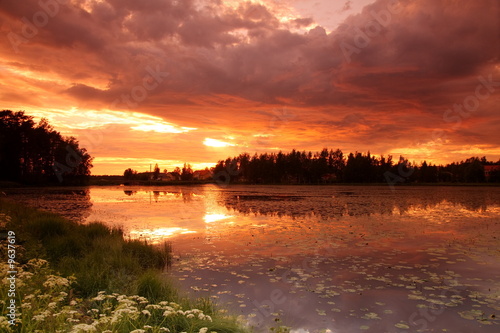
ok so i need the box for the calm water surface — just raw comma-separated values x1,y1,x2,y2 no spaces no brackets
5,185,500,333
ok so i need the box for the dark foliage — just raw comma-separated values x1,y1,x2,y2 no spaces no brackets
212,148,500,184
0,110,93,185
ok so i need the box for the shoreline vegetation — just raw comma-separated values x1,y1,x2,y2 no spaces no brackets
2,178,500,188
0,199,251,333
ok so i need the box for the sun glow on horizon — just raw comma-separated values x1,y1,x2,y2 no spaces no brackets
131,123,196,134
92,157,216,175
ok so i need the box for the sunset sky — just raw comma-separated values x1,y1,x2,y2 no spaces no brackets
1,0,499,175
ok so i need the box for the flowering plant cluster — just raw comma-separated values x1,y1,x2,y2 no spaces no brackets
0,259,226,333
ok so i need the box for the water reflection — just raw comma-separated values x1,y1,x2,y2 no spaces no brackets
215,186,496,217
4,186,500,242
3,187,93,222
203,213,234,223
130,227,196,242
123,189,196,202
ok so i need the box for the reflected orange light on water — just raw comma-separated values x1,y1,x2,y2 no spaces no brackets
203,213,234,223
129,227,197,243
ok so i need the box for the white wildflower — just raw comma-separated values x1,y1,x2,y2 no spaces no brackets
146,304,161,310
110,307,139,324
70,323,97,332
137,296,149,304
27,259,48,269
199,328,208,333
18,271,34,280
142,310,151,316
0,316,12,330
21,303,32,310
43,275,70,288
32,315,45,321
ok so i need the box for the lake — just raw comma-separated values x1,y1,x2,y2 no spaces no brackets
4,185,500,332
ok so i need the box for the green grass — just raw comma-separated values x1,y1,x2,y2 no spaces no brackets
1,201,170,297
0,199,249,333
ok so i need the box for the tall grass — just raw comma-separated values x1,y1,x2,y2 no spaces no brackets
2,199,170,296
0,199,249,333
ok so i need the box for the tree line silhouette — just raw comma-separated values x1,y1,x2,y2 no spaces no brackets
212,149,500,184
0,110,93,185
3,110,498,186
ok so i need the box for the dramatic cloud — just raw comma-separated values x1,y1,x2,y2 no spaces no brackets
0,0,498,174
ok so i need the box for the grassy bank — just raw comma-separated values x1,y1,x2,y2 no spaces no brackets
0,199,249,333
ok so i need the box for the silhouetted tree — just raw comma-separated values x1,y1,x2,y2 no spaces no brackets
153,163,160,180
124,168,138,180
181,163,193,181
464,157,485,182
0,110,93,185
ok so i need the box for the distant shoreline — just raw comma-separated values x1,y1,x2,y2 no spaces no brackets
95,181,500,187
2,179,500,188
